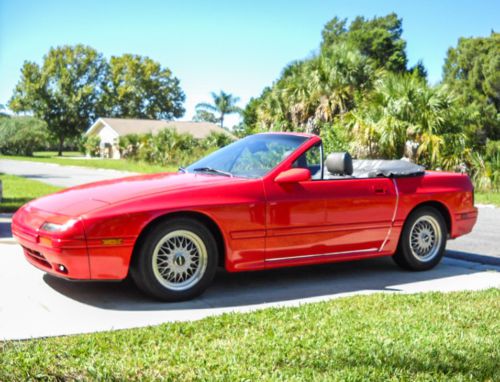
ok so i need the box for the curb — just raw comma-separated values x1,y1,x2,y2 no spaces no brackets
0,238,16,244
475,204,498,209
445,250,500,267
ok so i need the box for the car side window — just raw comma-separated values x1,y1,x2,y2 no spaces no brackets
292,143,323,180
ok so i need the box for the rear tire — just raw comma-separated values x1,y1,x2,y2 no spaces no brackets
393,206,447,271
131,218,218,301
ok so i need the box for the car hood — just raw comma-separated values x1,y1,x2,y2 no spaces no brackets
28,172,241,216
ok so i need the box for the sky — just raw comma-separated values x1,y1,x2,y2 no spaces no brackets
0,0,499,128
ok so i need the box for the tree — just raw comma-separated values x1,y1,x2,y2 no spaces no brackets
409,60,428,80
196,91,241,128
321,13,407,73
321,17,348,46
193,109,218,123
307,44,374,127
442,32,500,142
9,47,187,155
251,43,373,134
0,117,49,156
9,45,108,155
103,54,185,120
234,96,264,137
244,13,411,135
240,11,496,191
347,72,463,168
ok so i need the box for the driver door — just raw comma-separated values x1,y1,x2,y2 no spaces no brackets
264,144,396,264
264,143,330,260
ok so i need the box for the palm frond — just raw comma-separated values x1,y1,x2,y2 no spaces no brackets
195,103,218,113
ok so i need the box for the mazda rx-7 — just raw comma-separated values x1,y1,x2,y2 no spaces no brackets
12,133,478,301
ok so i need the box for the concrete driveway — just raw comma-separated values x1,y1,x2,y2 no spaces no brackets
1,241,499,340
0,159,136,187
0,160,498,340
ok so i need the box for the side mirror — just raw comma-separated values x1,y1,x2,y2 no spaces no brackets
274,168,311,184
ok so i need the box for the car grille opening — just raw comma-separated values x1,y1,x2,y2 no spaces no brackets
22,246,52,270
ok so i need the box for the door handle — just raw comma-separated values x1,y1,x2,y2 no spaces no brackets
372,186,387,194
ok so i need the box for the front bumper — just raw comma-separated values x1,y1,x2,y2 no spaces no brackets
12,206,90,280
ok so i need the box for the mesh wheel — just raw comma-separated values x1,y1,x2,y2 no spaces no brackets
393,206,447,271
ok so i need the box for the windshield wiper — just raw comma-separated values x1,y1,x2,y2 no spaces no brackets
192,167,233,177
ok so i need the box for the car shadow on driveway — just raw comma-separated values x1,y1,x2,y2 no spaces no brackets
42,255,488,312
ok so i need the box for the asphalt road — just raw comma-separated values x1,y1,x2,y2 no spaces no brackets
447,206,500,263
0,159,135,187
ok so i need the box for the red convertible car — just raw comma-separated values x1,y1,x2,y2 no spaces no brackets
13,133,478,301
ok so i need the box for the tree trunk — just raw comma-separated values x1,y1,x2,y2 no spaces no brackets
58,136,64,156
220,114,224,128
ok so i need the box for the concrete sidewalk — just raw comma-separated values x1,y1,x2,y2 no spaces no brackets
0,159,136,188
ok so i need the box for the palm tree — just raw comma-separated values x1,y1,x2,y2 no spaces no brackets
196,91,241,128
347,72,461,167
253,44,374,135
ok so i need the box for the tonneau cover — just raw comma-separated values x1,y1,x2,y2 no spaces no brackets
352,159,425,178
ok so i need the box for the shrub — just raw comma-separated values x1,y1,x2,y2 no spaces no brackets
118,133,142,159
150,129,199,165
81,135,101,157
0,117,49,156
115,130,234,167
469,140,500,191
320,122,350,154
200,131,234,152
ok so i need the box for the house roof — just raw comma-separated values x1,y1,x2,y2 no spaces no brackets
86,117,233,139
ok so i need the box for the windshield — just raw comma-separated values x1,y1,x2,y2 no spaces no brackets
185,134,309,178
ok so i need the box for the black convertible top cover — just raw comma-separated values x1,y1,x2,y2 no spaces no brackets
352,159,425,178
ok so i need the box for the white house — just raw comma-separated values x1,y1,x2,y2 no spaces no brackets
85,117,232,159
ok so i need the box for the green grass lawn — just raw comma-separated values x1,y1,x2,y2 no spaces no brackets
0,152,177,174
33,151,83,158
476,192,500,206
0,174,62,212
0,289,498,381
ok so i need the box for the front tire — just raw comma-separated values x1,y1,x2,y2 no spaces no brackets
131,218,218,301
393,207,447,271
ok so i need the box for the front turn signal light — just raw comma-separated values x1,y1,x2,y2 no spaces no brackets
39,236,53,247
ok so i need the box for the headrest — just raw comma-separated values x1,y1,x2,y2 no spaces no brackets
326,152,353,175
